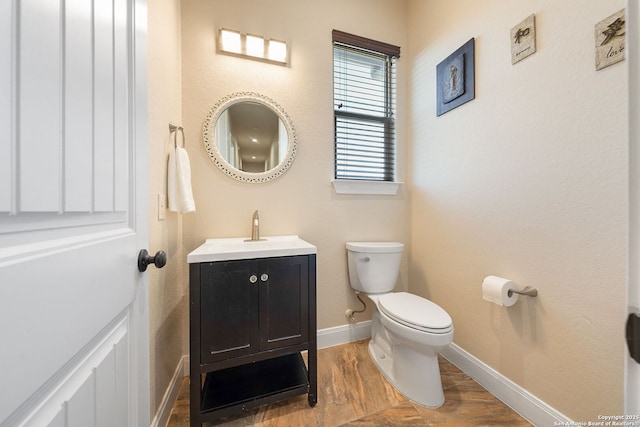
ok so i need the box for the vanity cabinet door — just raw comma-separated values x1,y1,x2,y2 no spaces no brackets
200,260,260,364
259,256,309,350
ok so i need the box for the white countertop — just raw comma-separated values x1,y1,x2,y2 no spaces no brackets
187,235,317,263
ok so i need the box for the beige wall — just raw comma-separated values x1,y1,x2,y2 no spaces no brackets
406,0,627,421
180,0,410,330
147,0,629,422
147,0,187,417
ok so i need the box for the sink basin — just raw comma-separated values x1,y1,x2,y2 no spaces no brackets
187,235,317,263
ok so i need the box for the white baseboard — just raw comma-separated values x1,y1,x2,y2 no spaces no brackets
317,320,371,349
441,343,573,426
155,324,571,427
151,355,189,427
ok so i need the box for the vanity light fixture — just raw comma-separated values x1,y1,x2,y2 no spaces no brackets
246,34,265,58
218,28,288,65
219,29,241,54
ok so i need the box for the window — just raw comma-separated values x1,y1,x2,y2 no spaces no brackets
333,30,400,182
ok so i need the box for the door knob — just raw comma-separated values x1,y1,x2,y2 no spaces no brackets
627,312,640,364
138,249,167,272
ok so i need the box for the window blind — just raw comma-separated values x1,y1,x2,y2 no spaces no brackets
333,31,399,181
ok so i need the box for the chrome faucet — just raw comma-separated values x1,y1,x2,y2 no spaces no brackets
246,210,265,242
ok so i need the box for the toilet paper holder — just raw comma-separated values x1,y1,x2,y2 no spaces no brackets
507,286,538,297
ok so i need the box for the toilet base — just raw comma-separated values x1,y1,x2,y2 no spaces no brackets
368,311,446,408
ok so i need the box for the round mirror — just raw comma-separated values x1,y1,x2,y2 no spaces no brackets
203,92,297,183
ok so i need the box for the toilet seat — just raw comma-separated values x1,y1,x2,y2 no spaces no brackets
378,292,453,334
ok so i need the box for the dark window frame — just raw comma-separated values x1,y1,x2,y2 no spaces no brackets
333,30,400,182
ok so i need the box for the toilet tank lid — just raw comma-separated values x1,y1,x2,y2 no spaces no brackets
346,242,404,253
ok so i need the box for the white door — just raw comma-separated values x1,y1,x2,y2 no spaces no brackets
628,0,640,417
0,0,150,426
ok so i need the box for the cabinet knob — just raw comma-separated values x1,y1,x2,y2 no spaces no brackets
261,274,269,282
249,275,258,283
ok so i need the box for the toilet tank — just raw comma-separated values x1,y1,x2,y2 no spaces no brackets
346,242,404,294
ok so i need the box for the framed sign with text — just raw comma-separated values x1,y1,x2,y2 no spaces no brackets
595,9,625,70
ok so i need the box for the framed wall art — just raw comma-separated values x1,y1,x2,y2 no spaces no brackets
511,14,536,64
595,9,625,70
436,38,475,116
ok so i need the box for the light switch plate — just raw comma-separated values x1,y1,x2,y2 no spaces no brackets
158,194,166,221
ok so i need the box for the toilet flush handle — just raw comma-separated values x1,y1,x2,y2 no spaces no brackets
361,256,370,262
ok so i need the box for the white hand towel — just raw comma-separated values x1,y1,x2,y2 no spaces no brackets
168,145,196,213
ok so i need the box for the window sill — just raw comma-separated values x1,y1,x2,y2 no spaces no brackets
332,179,402,195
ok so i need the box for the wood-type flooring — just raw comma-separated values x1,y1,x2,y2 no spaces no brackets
168,339,532,426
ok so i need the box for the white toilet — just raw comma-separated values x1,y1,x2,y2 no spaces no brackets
346,241,453,408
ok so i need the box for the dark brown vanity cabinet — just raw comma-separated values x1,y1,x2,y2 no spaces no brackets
189,254,317,426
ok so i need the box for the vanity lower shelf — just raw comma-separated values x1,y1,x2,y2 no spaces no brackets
201,353,309,417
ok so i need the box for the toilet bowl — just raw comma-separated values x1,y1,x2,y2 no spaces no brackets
346,242,453,408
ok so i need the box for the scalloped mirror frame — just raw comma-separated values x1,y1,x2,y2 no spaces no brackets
203,92,297,183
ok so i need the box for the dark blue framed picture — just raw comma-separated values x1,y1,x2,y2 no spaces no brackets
436,38,475,116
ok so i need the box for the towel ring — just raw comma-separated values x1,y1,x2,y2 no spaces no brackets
169,123,185,148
